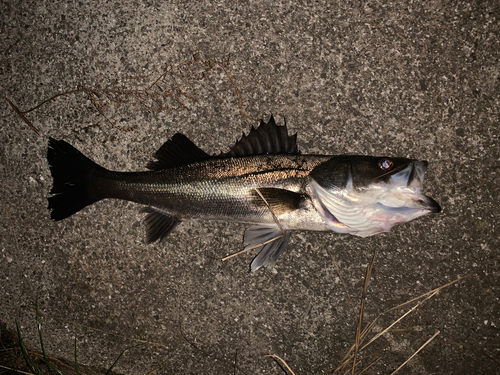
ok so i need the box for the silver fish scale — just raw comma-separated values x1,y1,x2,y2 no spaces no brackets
92,154,331,226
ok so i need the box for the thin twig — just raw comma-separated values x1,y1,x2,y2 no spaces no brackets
5,95,41,136
8,53,257,134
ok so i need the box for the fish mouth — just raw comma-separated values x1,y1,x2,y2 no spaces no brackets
419,194,442,213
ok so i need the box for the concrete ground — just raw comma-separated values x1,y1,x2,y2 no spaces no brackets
1,1,499,374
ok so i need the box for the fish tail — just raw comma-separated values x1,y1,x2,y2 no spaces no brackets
47,138,105,221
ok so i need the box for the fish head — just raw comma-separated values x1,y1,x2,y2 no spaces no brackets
307,156,441,237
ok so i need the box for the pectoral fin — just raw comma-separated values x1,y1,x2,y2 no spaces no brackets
251,188,305,215
244,225,292,272
141,207,180,243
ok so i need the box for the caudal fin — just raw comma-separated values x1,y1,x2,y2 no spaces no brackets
47,138,104,220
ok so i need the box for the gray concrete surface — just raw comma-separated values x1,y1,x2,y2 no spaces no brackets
1,1,499,374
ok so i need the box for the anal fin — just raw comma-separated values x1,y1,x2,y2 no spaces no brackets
244,225,292,272
141,207,180,243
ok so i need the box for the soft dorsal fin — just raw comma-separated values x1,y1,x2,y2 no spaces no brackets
146,133,211,170
221,115,299,157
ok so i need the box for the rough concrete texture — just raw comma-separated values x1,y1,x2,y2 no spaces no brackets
1,0,499,374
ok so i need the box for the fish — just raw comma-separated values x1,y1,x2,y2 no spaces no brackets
47,116,441,271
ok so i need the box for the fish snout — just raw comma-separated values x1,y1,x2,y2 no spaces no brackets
421,194,442,213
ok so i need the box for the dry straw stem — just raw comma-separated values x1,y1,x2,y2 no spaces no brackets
266,264,467,375
0,365,32,375
390,330,441,375
26,308,170,351
253,188,286,235
332,274,468,375
265,354,296,375
221,234,286,261
350,253,376,375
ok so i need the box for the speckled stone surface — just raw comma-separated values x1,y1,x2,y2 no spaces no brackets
1,1,499,374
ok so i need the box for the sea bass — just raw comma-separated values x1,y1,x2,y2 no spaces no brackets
47,116,441,271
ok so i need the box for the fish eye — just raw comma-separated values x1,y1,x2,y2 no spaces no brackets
378,158,394,171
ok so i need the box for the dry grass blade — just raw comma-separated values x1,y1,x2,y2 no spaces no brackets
265,354,296,375
332,274,468,375
0,364,34,375
390,331,440,375
221,234,285,261
359,290,438,352
331,254,378,374
381,275,469,316
28,308,170,350
351,253,376,375
253,188,286,235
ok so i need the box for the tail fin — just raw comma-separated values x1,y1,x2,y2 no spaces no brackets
47,138,104,220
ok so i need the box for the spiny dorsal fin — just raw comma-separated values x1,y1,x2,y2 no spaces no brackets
222,115,299,157
146,133,211,170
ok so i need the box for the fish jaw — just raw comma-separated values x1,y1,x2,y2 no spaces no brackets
373,161,441,214
306,160,441,237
